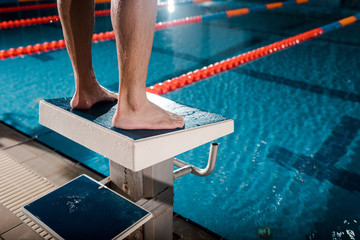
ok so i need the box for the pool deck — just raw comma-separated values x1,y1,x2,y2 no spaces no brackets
0,122,224,240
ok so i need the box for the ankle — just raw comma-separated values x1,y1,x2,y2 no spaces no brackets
75,81,101,95
119,89,148,112
74,72,98,89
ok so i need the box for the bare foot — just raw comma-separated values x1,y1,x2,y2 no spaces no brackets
112,99,185,130
70,85,117,109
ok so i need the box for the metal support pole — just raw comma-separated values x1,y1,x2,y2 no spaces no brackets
173,142,219,179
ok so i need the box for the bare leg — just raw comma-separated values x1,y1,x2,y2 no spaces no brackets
57,0,117,109
111,0,184,129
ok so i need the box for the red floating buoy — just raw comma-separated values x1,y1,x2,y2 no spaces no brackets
225,59,234,69
98,32,105,41
7,48,16,57
14,20,20,27
162,80,173,91
15,46,25,55
200,67,208,79
7,20,14,28
193,70,201,81
146,86,161,95
24,19,31,25
42,42,50,52
219,60,226,71
214,62,221,73
185,72,194,84
50,41,58,50
104,31,111,40
25,45,33,54
1,22,9,29
93,33,99,41
33,43,42,52
0,50,7,59
57,40,66,48
153,83,165,95
177,75,187,87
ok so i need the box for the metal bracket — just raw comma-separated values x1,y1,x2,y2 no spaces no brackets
173,143,219,179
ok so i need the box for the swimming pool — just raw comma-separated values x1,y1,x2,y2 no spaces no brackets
1,1,360,239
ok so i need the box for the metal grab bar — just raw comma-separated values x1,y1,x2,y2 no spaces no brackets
173,143,219,179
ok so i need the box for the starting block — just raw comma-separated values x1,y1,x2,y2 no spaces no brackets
38,93,233,171
23,93,233,239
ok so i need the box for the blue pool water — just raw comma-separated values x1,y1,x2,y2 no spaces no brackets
1,1,360,239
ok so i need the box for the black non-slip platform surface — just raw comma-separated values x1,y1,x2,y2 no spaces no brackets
45,94,229,140
23,175,151,240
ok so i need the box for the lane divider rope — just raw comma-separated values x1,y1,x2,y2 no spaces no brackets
0,3,57,14
156,0,313,31
0,9,109,29
158,0,213,8
0,0,312,58
0,0,214,29
1,0,308,29
0,0,211,14
0,2,111,14
146,13,360,95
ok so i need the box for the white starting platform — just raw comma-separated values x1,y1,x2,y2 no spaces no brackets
39,93,233,171
23,93,233,239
